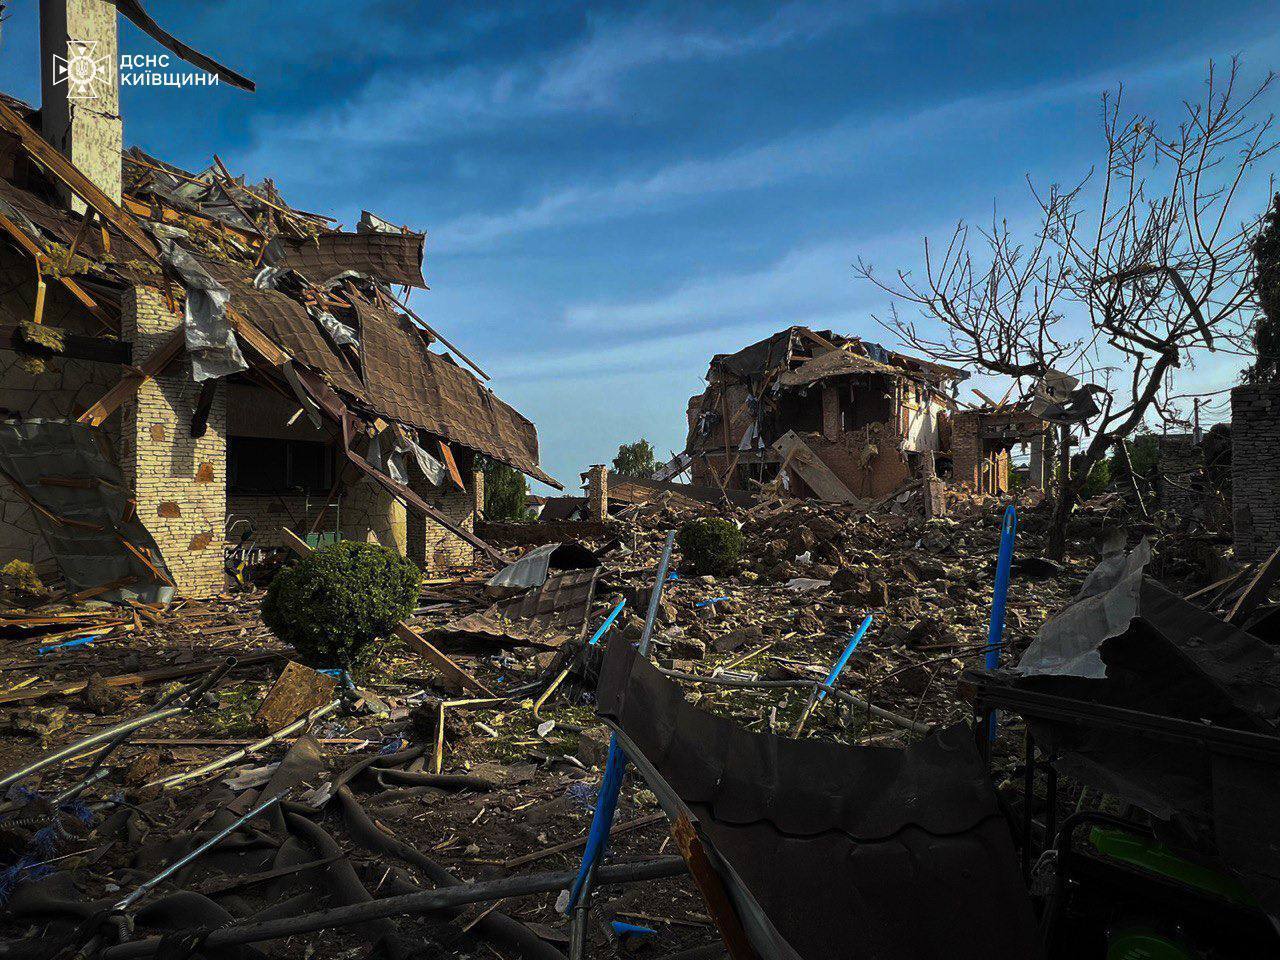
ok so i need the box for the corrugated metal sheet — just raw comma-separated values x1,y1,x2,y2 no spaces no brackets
596,634,1041,960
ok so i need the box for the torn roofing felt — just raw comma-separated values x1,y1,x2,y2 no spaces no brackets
353,299,548,481
0,419,175,603
594,633,1041,960
266,231,427,289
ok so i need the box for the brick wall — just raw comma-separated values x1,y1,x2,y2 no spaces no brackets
120,285,227,596
1231,385,1280,560
950,411,986,490
407,468,478,571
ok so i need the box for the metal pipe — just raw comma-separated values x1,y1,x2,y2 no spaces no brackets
100,857,688,959
114,792,285,911
0,706,185,793
149,699,340,789
638,531,676,659
568,531,675,959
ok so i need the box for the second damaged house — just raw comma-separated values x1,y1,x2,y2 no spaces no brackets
0,19,555,600
682,326,1050,501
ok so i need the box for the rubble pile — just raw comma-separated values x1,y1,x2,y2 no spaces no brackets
3,484,1274,958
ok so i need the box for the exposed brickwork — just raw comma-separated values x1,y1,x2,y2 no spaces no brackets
407,472,476,572
1231,385,1280,561
120,286,227,596
585,464,609,521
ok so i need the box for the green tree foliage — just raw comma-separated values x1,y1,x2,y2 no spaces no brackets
482,457,531,521
263,541,419,669
677,518,745,576
1077,458,1112,499
1108,433,1158,481
1245,192,1280,384
612,439,658,478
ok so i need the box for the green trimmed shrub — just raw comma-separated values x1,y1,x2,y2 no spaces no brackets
677,518,745,576
263,541,419,669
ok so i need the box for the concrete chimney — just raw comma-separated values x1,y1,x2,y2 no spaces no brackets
39,0,122,211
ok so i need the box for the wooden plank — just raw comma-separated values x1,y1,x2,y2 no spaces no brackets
670,815,761,960
1227,545,1280,626
0,99,159,261
0,650,283,705
76,327,186,426
0,214,115,330
279,528,495,697
770,430,863,504
1185,566,1253,605
437,439,466,490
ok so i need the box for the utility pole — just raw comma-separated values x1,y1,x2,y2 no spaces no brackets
1193,397,1202,442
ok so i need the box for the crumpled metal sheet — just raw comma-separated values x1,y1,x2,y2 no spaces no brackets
432,567,600,648
267,231,426,288
1016,539,1152,678
993,553,1280,916
485,541,600,598
0,419,175,603
595,634,1040,960
156,238,247,382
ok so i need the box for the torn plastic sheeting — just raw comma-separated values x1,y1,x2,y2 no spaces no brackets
486,541,600,598
0,419,175,603
156,237,248,383
1015,539,1152,679
308,307,359,348
368,429,446,488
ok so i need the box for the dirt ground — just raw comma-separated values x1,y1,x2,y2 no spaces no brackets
0,489,1227,958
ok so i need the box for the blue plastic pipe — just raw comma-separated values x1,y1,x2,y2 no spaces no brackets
39,631,109,655
816,614,873,702
587,598,626,646
985,505,1018,739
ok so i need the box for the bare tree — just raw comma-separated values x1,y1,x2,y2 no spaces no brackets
858,60,1276,557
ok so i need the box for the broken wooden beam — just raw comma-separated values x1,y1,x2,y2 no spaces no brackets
1227,545,1280,626
0,99,160,261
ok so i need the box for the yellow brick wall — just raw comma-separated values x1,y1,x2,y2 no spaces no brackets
120,286,227,596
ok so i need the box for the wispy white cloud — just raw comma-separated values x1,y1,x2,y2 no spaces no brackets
238,1,959,167
433,44,1255,251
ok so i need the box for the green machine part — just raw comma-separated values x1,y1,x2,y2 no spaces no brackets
1089,827,1256,907
1090,826,1260,959
1105,927,1194,960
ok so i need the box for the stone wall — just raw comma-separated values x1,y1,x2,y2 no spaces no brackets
1231,385,1280,561
0,249,124,578
119,286,226,596
1156,434,1204,519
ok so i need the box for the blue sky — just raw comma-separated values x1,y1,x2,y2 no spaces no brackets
3,1,1277,488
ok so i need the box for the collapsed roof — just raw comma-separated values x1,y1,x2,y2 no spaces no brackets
705,326,968,389
0,96,555,487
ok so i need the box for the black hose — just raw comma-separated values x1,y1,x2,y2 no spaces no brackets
283,811,409,960
96,858,689,959
335,785,566,960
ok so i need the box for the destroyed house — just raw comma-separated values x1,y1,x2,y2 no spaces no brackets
684,326,1050,501
0,8,555,600
684,327,955,499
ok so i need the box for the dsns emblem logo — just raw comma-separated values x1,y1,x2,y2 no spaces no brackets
52,40,113,100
